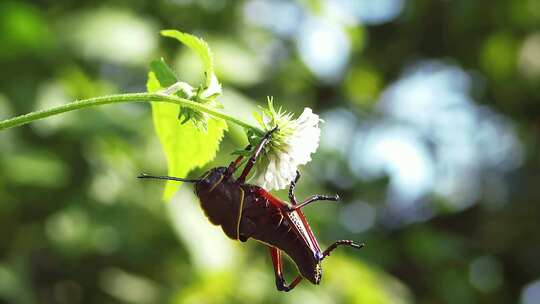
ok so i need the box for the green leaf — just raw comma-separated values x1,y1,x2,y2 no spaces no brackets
156,32,222,130
161,30,214,88
147,71,227,201
150,58,205,128
147,31,227,200
150,58,178,87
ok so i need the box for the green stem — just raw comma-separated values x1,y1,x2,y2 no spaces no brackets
0,92,264,134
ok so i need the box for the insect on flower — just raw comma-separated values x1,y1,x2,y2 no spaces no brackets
139,127,364,292
252,100,323,191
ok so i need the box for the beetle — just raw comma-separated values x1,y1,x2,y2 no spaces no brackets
139,127,364,291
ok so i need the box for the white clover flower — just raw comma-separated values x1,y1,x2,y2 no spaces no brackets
253,99,322,191
158,81,195,98
158,74,221,101
201,74,222,99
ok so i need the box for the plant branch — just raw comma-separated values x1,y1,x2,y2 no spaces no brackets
0,93,264,134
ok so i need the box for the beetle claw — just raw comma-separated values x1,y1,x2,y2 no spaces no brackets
270,125,279,134
352,242,366,249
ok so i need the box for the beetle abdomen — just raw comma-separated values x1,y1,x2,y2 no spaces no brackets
194,170,321,284
239,186,321,284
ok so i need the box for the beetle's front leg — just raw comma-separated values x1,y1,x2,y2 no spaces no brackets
268,246,302,292
226,144,251,176
288,170,301,205
237,127,279,183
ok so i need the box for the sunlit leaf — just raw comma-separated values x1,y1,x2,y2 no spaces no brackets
150,58,178,88
148,72,226,200
161,30,215,88
147,31,228,200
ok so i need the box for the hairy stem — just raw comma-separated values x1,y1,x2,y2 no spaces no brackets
0,93,263,134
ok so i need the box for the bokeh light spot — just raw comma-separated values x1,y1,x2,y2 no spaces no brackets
297,17,350,82
340,200,376,233
469,256,503,292
518,32,540,79
67,9,157,65
521,279,540,304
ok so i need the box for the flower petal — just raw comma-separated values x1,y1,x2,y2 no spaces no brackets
252,105,322,191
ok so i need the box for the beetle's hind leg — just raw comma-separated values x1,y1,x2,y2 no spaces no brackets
321,240,365,260
268,246,302,292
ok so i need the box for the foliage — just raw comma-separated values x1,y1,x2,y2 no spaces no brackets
1,1,540,304
147,31,227,200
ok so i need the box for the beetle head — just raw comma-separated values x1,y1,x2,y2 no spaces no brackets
195,167,228,193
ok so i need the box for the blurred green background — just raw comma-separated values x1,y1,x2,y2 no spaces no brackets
1,0,540,303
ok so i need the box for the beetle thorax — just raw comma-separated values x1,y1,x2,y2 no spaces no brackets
194,167,245,241
195,167,228,194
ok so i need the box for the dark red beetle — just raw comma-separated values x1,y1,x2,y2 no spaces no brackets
139,128,364,291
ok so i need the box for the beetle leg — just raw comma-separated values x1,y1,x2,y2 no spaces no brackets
321,240,365,260
288,170,301,205
237,127,279,183
268,246,303,292
288,194,340,211
227,155,244,175
226,145,252,175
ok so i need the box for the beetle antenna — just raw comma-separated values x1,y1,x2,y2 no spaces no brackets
138,173,201,183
